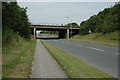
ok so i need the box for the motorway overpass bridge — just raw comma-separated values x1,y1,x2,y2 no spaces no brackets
30,24,80,39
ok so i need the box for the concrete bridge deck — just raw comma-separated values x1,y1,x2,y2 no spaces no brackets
30,24,80,39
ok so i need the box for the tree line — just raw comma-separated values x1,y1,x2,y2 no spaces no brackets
79,3,120,35
2,2,31,44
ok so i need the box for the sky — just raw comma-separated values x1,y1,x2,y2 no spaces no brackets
18,2,115,25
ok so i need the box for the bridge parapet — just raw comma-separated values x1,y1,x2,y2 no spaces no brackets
30,24,80,29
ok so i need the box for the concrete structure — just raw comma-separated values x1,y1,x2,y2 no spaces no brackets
30,24,80,39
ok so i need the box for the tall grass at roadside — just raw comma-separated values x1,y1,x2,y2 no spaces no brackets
2,28,24,46
2,29,36,78
41,40,112,78
3,39,36,78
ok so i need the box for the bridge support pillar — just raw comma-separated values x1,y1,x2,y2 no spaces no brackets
34,27,36,39
67,29,69,39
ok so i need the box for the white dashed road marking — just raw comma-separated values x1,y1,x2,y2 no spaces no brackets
74,44,83,47
87,47,104,52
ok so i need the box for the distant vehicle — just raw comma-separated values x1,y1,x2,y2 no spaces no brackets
39,34,42,37
36,34,42,38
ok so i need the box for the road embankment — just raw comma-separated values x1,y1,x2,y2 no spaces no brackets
71,31,120,47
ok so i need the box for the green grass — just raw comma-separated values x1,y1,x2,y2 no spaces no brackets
41,40,113,78
41,33,58,37
72,30,120,47
2,39,36,78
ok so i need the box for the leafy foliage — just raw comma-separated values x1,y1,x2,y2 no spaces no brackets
80,3,120,35
2,2,31,41
67,22,79,27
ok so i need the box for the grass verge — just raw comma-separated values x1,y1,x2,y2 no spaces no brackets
71,30,120,47
41,40,112,78
2,39,36,78
40,33,58,37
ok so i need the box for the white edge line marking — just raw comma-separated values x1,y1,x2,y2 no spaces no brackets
74,44,83,47
87,47,104,52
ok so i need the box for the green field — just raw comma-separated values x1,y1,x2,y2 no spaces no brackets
2,39,36,78
72,30,120,47
41,40,113,78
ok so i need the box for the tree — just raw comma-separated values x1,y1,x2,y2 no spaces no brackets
79,3,120,35
67,22,79,27
2,2,31,39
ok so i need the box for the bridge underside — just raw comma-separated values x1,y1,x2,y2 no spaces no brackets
31,27,79,39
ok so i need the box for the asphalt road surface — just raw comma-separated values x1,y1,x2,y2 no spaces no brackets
41,35,119,78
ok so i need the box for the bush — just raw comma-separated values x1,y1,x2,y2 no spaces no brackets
2,28,23,46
